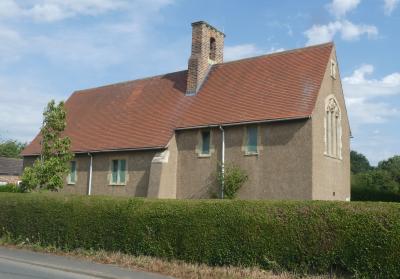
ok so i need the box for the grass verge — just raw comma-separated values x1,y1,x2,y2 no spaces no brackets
0,236,341,279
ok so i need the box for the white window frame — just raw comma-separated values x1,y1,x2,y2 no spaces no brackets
67,160,77,185
109,159,127,185
324,95,342,159
245,125,259,155
196,130,214,158
200,130,211,156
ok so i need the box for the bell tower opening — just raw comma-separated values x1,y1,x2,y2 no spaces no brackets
186,21,225,95
209,37,216,61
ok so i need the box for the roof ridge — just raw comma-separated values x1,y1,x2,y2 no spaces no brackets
74,69,187,94
217,42,334,67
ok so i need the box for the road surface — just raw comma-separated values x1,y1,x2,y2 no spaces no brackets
0,246,172,279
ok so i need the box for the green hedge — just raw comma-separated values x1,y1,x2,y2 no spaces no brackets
0,184,23,193
0,194,399,277
352,186,400,202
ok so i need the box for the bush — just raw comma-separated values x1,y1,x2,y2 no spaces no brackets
0,184,23,193
352,186,400,202
0,194,399,278
218,163,248,199
352,169,399,193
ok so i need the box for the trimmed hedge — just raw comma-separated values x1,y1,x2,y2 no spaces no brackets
352,186,400,202
0,184,23,193
0,194,399,277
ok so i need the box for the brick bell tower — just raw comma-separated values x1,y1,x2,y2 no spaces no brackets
186,21,225,95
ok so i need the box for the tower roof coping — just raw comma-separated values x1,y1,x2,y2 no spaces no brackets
191,21,226,37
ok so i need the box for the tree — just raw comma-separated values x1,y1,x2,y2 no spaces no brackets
21,100,73,191
352,169,399,193
378,155,400,184
350,150,372,174
0,139,26,158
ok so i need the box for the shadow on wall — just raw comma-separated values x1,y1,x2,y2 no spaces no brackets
265,120,307,147
187,170,220,199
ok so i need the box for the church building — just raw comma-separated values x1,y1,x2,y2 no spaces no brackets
22,21,351,200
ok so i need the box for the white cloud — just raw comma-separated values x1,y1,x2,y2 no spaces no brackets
346,97,399,124
343,64,400,125
0,0,173,22
225,44,264,61
0,0,177,142
344,64,400,98
0,0,21,18
384,0,399,15
0,0,175,70
225,44,284,61
0,76,62,142
0,26,26,64
0,0,125,21
304,20,377,45
340,20,378,40
327,0,361,18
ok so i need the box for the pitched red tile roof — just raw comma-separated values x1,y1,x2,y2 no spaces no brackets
22,42,333,156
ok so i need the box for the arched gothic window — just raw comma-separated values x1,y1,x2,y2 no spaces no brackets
325,96,342,159
209,37,216,61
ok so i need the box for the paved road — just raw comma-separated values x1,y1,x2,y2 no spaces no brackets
0,247,173,279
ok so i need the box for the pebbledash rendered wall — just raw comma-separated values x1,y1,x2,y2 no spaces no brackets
23,150,159,197
175,120,314,200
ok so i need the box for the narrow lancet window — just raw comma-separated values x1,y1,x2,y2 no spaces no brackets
325,97,342,159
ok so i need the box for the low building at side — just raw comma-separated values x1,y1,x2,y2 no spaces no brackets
0,157,23,185
22,21,351,200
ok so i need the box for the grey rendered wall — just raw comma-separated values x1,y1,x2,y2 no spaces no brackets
176,119,313,200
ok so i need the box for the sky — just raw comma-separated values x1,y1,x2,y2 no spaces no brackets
0,0,399,165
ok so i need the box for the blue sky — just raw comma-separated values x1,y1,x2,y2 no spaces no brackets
0,0,399,165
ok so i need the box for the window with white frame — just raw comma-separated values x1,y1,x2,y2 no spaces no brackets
200,130,211,155
67,161,77,184
246,126,258,154
325,97,342,159
110,159,126,185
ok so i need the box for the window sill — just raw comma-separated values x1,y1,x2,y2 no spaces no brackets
324,153,342,161
109,183,126,186
198,153,211,158
244,152,259,156
67,183,76,186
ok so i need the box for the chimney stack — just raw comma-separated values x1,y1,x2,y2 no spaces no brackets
186,21,225,95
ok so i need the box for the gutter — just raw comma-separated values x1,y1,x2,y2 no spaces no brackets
175,116,311,131
88,153,93,196
23,117,311,157
219,125,225,199
22,146,166,157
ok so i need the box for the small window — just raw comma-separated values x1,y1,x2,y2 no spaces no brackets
209,37,216,61
330,60,336,79
68,161,77,184
246,126,258,154
201,131,211,155
111,159,126,185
